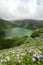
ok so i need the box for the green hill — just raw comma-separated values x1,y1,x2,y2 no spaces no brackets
12,19,43,29
0,19,13,31
0,19,43,31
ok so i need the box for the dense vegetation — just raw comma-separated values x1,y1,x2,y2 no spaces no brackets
0,36,28,49
0,19,43,65
31,28,43,38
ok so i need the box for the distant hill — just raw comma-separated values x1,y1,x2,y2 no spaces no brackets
0,19,43,31
12,19,43,29
0,19,13,31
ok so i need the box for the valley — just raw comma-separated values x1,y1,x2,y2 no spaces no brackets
0,19,43,65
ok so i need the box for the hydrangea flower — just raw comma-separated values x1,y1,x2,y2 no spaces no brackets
33,54,43,59
5,56,10,61
32,57,36,62
20,53,25,56
0,59,7,63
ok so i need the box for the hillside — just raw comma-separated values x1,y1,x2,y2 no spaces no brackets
12,19,43,29
0,36,43,65
0,19,13,30
0,19,43,31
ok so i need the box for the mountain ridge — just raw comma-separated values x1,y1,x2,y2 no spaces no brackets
0,19,43,30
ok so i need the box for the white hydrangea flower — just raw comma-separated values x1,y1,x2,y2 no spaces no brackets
32,57,36,62
5,56,10,61
1,59,4,63
33,54,43,59
20,53,25,56
16,54,20,57
17,49,21,52
9,51,15,54
0,59,6,63
33,54,36,57
28,48,33,53
4,59,7,62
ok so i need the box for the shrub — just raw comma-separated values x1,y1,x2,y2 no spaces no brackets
31,28,43,38
0,36,28,50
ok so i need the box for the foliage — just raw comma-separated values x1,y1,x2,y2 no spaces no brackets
31,30,40,38
0,29,5,40
31,28,43,38
0,36,28,49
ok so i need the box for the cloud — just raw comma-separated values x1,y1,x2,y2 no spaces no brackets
0,0,43,20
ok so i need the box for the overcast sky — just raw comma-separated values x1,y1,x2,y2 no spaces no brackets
0,0,43,20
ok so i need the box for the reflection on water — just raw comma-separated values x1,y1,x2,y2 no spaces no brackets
5,28,33,38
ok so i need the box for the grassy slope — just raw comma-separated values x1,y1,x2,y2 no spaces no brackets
0,28,43,65
0,37,43,65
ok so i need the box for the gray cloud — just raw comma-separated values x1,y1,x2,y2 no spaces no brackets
0,0,43,20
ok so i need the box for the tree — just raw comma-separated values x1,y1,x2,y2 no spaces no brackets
31,29,40,38
0,29,5,40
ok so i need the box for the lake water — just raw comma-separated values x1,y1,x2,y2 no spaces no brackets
5,28,33,39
